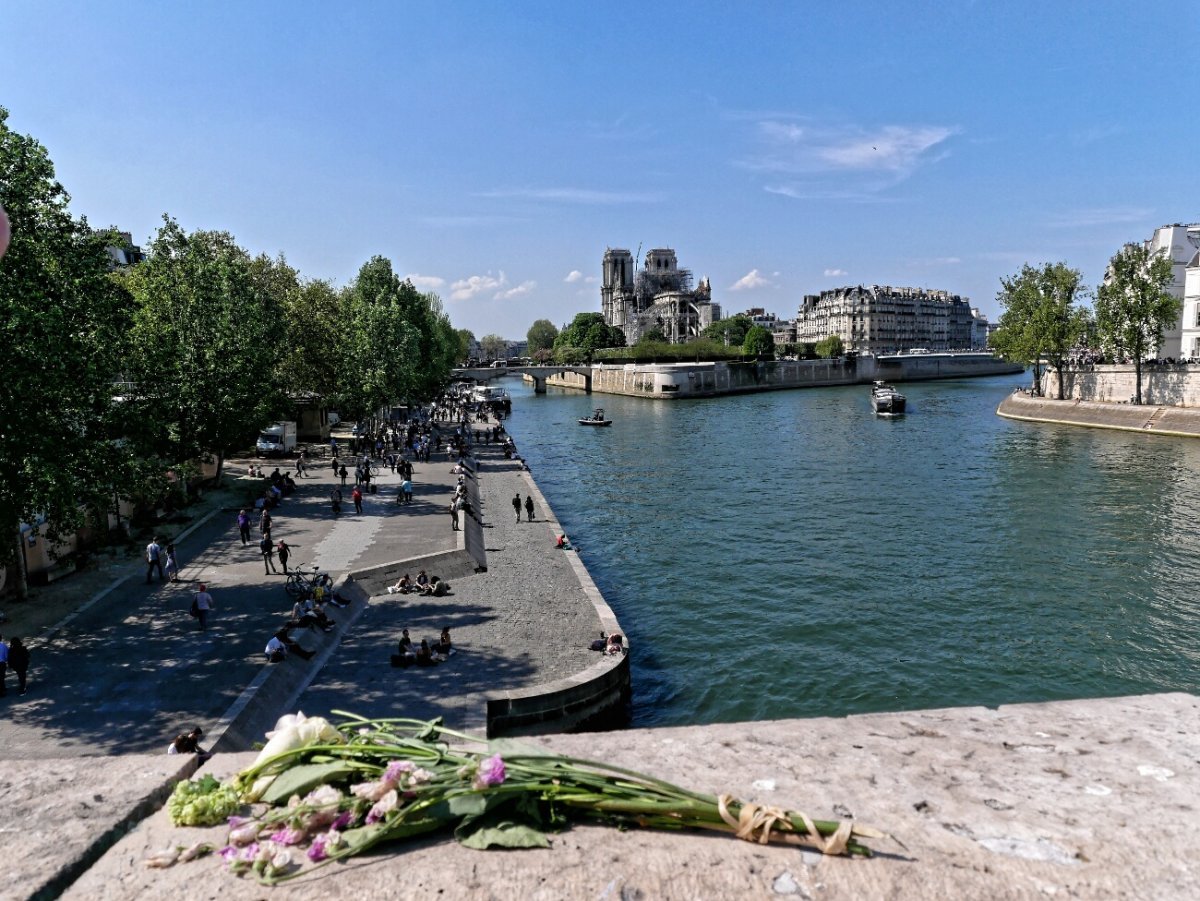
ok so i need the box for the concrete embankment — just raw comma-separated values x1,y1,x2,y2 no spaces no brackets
22,692,1197,900
997,390,1200,438
539,353,1023,399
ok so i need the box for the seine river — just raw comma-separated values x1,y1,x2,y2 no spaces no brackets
503,374,1200,728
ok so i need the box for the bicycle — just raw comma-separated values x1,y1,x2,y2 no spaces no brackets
284,564,331,599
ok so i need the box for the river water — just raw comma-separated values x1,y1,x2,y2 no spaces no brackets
502,374,1200,728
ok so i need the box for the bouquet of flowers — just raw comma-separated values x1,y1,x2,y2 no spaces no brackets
161,711,887,884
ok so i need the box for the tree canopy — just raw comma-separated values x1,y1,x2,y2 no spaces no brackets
990,262,1090,398
814,335,845,359
743,325,776,359
480,334,508,361
553,312,625,357
0,107,132,594
526,319,559,354
1094,244,1179,404
701,314,753,346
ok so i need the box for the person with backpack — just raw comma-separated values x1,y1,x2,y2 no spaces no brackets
145,537,165,583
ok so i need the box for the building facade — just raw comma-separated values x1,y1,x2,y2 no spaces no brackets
1141,223,1200,359
794,284,974,354
601,247,720,344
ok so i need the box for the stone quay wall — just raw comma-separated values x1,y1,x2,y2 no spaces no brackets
997,390,1200,438
1043,363,1200,407
541,353,1023,399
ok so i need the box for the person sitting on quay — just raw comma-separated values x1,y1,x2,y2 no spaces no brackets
433,627,452,655
397,628,413,655
418,575,449,597
556,534,574,550
605,633,625,656
415,639,436,666
166,726,211,762
387,573,413,595
414,570,430,593
281,473,297,495
266,627,315,662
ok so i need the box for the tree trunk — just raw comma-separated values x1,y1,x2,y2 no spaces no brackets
1135,359,1143,405
214,451,225,488
13,526,28,601
1032,360,1043,396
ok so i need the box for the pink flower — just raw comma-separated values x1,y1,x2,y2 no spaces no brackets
331,810,355,832
384,760,415,785
228,821,261,846
350,779,390,802
269,826,306,846
219,845,239,863
473,754,506,789
365,789,399,825
307,833,329,863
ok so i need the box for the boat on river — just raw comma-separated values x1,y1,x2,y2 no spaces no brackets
871,381,906,416
578,408,613,427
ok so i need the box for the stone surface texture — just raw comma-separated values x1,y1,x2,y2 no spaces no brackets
39,692,1200,901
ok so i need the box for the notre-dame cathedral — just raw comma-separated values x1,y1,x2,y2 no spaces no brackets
601,247,721,344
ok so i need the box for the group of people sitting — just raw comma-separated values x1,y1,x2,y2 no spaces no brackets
254,467,298,510
588,632,625,655
392,627,453,667
266,575,351,662
386,569,450,597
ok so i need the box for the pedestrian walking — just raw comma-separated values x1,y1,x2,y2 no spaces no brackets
330,436,338,458
277,540,292,573
339,464,348,487
260,534,278,573
449,497,461,531
524,494,534,522
8,637,29,696
0,635,8,696
237,508,251,545
165,543,179,582
296,449,308,478
193,584,214,631
352,486,364,515
259,509,272,538
512,493,522,522
330,487,342,516
145,536,165,583
401,478,413,504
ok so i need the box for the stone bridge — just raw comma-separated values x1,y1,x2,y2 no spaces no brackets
452,365,593,394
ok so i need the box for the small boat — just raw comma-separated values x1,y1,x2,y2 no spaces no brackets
578,408,613,427
871,381,906,416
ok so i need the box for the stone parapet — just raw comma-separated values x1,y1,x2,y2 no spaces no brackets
24,692,1197,900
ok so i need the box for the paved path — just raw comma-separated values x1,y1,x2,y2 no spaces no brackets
0,451,458,759
296,438,606,733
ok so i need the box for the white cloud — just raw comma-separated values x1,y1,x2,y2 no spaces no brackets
1044,207,1153,228
477,187,665,204
905,257,961,267
823,268,848,277
744,120,959,198
405,273,445,291
564,270,584,283
450,271,507,301
730,269,771,291
495,280,536,301
585,275,599,284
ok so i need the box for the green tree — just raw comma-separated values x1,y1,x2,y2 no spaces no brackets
480,334,508,362
990,263,1090,399
0,107,132,595
553,312,624,357
454,328,475,363
701,314,753,346
1094,244,1179,405
814,335,845,358
340,257,432,421
743,325,776,359
637,325,666,345
275,270,346,403
123,218,288,484
526,319,559,354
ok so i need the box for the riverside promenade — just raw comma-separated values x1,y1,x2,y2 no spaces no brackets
0,422,618,761
998,390,1200,437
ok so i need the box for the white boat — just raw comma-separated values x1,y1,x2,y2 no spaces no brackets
578,408,613,427
471,385,510,404
871,381,906,416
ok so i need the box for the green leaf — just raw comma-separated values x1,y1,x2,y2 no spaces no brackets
445,793,488,817
258,762,359,806
457,820,550,850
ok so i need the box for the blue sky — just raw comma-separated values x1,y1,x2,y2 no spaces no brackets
3,1,1197,339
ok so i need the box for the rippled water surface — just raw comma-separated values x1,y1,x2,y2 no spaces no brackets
503,375,1200,727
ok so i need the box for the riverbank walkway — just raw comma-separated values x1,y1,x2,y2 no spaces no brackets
0,418,607,759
